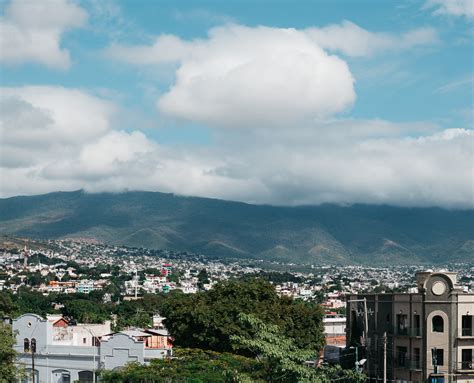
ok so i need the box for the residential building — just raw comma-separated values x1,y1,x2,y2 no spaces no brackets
324,315,346,346
13,313,172,383
346,270,474,383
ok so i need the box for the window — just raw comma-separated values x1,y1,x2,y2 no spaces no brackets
397,346,407,367
413,347,421,369
432,315,444,333
78,370,93,383
83,337,87,344
397,314,408,335
432,348,444,366
461,349,473,370
462,315,472,336
23,338,30,352
413,314,421,336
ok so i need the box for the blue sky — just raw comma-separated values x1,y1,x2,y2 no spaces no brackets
0,0,473,207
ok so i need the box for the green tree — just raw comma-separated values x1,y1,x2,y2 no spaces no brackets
0,291,16,317
0,323,23,383
99,348,264,383
231,313,315,382
197,268,210,290
61,299,109,323
15,287,54,317
160,279,325,354
231,313,365,383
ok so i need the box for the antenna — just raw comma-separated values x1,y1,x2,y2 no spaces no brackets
135,269,138,299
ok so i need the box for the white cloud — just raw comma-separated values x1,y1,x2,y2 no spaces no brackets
0,0,87,69
305,21,438,57
106,22,439,128
1,86,472,208
1,86,115,146
107,24,356,128
424,0,474,18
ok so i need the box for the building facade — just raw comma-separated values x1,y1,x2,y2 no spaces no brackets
13,313,172,383
346,270,474,383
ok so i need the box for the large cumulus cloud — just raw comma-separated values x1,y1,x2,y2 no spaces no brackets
108,24,356,128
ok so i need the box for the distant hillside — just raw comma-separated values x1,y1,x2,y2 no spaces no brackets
0,190,473,264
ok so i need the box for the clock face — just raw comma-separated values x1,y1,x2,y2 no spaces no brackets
432,281,447,296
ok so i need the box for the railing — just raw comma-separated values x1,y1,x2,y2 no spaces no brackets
461,327,473,336
395,358,422,369
393,327,421,337
408,359,422,370
456,360,474,371
409,327,421,337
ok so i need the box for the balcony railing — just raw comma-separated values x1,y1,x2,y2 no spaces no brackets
461,327,473,337
393,327,421,337
395,358,422,370
455,360,474,371
410,328,421,337
408,359,422,370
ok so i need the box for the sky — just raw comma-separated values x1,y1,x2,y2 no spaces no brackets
0,0,473,208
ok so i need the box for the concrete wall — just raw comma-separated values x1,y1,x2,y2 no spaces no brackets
100,333,144,370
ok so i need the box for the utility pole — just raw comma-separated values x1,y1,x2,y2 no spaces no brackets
355,346,359,372
31,338,36,383
383,332,387,383
363,297,369,376
134,269,138,299
85,327,98,383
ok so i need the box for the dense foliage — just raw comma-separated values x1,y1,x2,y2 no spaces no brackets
160,279,325,354
99,314,365,383
0,323,23,383
100,348,264,383
231,313,365,383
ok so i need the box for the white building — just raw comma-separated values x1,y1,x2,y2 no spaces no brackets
13,313,172,383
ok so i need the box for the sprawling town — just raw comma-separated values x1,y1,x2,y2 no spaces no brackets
2,238,473,300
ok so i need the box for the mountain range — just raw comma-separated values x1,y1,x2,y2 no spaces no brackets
0,190,473,264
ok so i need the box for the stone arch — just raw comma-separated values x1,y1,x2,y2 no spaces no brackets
427,310,448,333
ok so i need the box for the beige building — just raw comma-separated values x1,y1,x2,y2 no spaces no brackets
346,270,474,383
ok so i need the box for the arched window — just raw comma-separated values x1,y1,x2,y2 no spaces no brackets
432,315,444,332
23,338,30,352
78,370,93,383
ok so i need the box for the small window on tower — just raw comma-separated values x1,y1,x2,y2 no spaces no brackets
432,316,444,333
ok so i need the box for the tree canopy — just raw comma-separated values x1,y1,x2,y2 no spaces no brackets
0,323,23,383
160,279,325,354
